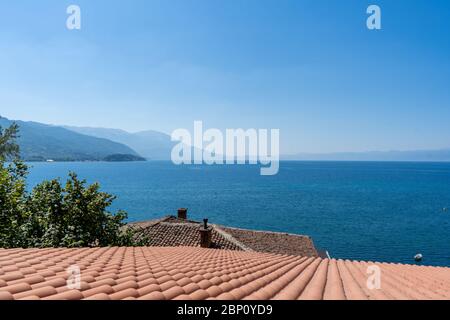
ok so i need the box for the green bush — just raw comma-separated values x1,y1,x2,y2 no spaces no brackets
0,122,19,161
0,160,28,248
0,123,146,248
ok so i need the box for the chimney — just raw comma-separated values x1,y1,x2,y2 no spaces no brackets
177,208,187,220
199,218,212,248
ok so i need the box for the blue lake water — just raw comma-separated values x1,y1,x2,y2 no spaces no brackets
26,161,450,267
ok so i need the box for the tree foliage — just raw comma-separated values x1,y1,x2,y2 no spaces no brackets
0,123,20,161
0,123,146,248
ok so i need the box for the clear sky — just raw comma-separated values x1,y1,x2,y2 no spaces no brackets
1,0,449,154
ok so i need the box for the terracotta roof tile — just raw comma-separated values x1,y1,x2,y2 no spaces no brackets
0,247,449,300
85,293,111,300
138,291,166,300
43,289,84,300
0,291,14,300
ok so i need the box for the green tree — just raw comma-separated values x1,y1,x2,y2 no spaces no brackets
0,123,20,161
23,172,137,247
0,160,28,248
0,123,147,248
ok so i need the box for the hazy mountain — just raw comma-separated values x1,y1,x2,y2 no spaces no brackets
62,125,450,162
282,149,450,161
4,116,449,162
0,116,142,161
64,126,175,160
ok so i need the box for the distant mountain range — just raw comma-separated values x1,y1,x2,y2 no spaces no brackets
281,150,450,162
0,116,144,162
1,115,450,162
63,126,175,160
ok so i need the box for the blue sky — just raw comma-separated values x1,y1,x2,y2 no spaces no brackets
0,0,449,154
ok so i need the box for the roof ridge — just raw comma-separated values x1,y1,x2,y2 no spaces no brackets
212,225,254,252
159,222,199,227
219,225,312,239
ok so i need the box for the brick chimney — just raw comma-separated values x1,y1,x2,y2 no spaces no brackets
199,219,212,248
177,208,187,220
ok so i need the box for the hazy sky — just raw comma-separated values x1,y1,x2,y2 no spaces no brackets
1,0,449,154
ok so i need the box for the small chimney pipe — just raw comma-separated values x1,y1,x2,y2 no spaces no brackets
199,218,212,248
178,208,187,220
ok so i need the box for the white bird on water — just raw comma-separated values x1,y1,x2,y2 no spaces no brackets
414,254,423,262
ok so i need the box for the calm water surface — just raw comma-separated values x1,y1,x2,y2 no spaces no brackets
26,161,450,266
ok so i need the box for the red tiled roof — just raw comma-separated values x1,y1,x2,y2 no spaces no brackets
132,218,242,251
1,247,449,300
130,216,319,257
218,226,318,257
